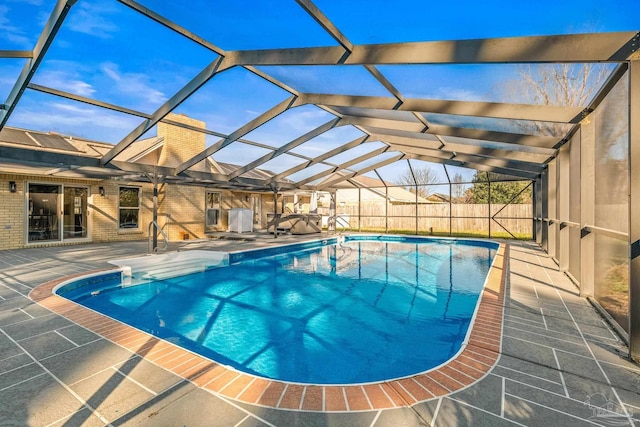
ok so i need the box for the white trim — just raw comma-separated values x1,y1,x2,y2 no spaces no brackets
118,185,142,231
205,190,222,230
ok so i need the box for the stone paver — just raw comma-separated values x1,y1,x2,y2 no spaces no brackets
0,237,637,426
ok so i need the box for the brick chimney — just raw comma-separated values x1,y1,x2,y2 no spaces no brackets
157,113,206,168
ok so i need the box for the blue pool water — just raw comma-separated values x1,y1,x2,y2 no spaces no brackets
58,236,498,384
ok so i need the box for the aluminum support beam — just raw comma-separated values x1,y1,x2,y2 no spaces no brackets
367,133,442,150
225,32,640,66
533,178,540,243
343,116,426,133
244,66,299,95
405,153,538,180
0,145,110,169
0,0,77,130
568,129,582,283
547,159,557,259
540,170,549,251
389,139,551,164
299,93,585,124
226,118,340,180
0,51,33,58
350,119,560,148
108,160,270,189
363,65,404,101
295,0,353,52
426,123,560,147
365,126,557,156
557,144,570,271
629,60,640,361
580,118,595,297
385,143,545,174
101,56,228,165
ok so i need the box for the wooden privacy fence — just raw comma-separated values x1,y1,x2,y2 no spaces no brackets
321,202,533,237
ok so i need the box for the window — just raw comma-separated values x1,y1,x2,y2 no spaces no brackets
119,187,141,230
206,191,221,228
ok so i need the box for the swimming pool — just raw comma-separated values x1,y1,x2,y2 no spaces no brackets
57,236,498,384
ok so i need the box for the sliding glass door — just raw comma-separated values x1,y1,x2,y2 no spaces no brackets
27,184,60,242
27,184,89,243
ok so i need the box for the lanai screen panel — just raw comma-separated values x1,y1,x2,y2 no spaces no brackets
135,0,338,50
171,67,293,136
0,0,637,197
6,89,142,144
423,113,574,138
0,1,55,50
257,153,311,176
0,59,27,103
321,141,389,166
568,131,582,281
214,142,272,166
256,66,393,97
30,3,218,114
312,0,637,43
290,127,368,158
241,105,338,149
593,71,630,332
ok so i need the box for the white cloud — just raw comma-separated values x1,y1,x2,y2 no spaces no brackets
0,63,24,93
66,1,118,39
10,101,141,141
6,0,42,5
100,62,167,108
34,67,96,97
0,5,33,48
429,87,484,102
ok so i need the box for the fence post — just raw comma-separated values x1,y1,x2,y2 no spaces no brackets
488,179,492,238
628,60,640,361
415,184,418,235
358,187,362,232
449,181,452,236
533,180,537,242
385,186,388,234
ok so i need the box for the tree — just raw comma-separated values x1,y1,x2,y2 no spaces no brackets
394,165,438,198
502,62,627,207
467,172,532,204
451,172,466,200
501,63,610,137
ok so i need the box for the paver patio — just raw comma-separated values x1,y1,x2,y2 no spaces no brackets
1,235,638,426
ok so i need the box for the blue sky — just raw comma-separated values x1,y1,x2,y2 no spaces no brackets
0,0,637,184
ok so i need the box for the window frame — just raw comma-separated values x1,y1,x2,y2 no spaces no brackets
205,190,222,230
118,186,142,231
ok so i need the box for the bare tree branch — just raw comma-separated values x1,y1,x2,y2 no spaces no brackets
394,165,438,198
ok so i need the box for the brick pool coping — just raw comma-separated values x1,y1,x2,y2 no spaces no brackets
29,243,507,412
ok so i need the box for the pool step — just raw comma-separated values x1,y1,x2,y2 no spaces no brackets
110,250,229,284
136,259,213,280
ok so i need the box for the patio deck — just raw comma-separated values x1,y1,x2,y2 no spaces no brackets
1,234,639,426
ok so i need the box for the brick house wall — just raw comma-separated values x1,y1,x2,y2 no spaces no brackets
0,114,278,250
0,174,25,250
157,114,206,168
